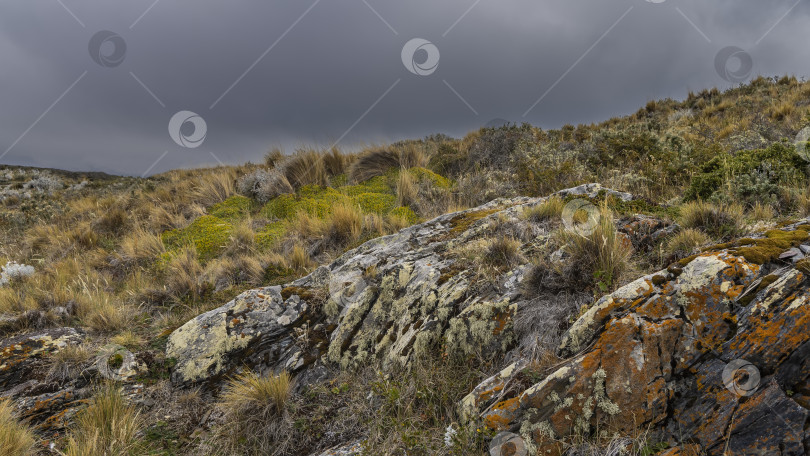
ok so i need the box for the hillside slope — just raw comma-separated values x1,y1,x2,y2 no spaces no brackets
1,76,810,454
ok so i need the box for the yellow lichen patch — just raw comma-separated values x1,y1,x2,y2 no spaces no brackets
446,208,499,236
704,229,809,264
484,396,521,430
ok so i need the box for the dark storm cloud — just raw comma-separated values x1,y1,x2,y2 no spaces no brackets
1,0,809,175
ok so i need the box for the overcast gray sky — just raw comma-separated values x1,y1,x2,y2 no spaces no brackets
1,0,808,176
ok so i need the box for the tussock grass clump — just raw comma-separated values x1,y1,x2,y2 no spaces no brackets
118,228,165,266
214,371,292,454
349,147,400,183
396,169,417,207
282,149,329,189
221,371,292,416
0,399,37,456
665,228,710,260
485,236,523,269
225,217,256,257
325,203,363,247
264,147,284,168
290,244,313,274
524,196,565,222
79,291,132,333
322,147,352,177
349,145,429,183
166,246,204,301
64,384,142,456
748,201,775,222
191,168,236,207
93,206,129,236
47,344,91,382
679,200,745,239
559,203,633,292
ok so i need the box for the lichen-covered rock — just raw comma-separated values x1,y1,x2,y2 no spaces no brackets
0,327,84,388
167,184,654,387
464,222,810,455
0,327,89,437
312,441,362,456
167,286,312,386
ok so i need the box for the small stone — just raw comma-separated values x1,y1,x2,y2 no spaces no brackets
779,248,804,261
800,244,810,255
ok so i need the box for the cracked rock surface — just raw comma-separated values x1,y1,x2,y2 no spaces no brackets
464,223,810,455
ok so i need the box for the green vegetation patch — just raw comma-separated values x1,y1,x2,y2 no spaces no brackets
342,175,393,197
685,143,807,203
700,229,809,264
390,206,419,224
355,192,397,214
262,186,347,220
161,215,233,259
256,221,287,249
209,195,254,220
407,167,453,189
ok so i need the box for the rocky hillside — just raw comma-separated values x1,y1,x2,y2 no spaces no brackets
3,77,810,455
3,182,809,454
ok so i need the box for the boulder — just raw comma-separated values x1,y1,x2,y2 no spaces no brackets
0,327,84,389
463,223,810,455
167,184,660,387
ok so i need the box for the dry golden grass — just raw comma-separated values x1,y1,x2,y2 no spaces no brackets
396,169,417,207
47,344,91,382
559,203,633,291
191,168,236,207
212,371,293,454
166,247,204,301
748,201,776,222
64,384,142,456
524,196,565,222
225,218,256,257
78,290,132,333
796,187,810,216
665,228,711,259
349,147,400,183
111,330,145,349
679,200,745,239
767,101,795,121
221,370,292,416
364,213,387,237
322,147,353,177
485,236,523,268
0,399,37,456
325,203,363,247
289,244,313,274
118,227,166,264
282,149,328,189
290,212,327,239
93,206,130,236
264,147,284,168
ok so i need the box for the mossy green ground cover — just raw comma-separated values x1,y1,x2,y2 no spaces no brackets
162,167,445,257
161,215,233,259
